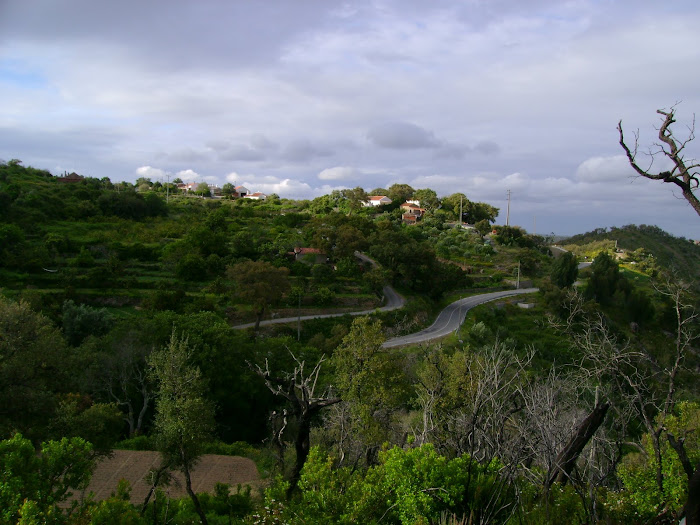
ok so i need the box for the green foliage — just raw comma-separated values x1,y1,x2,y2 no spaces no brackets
585,252,620,305
89,480,145,524
605,402,700,523
51,396,123,453
563,224,700,283
149,333,215,470
270,445,512,524
512,482,589,525
0,433,95,524
62,299,113,346
550,251,578,288
0,297,71,440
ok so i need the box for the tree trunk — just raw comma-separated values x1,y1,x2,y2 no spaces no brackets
288,415,311,497
141,463,169,517
254,308,264,331
683,462,700,525
547,403,609,487
184,462,208,525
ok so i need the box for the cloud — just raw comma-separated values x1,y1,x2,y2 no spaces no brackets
474,140,501,155
367,122,440,149
575,155,635,182
318,166,358,180
135,165,166,179
281,139,333,162
176,169,200,180
219,144,267,162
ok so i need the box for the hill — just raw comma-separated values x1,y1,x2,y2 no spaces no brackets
561,224,700,283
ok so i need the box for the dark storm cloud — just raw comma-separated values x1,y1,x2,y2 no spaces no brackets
0,0,339,71
367,122,440,150
281,140,333,162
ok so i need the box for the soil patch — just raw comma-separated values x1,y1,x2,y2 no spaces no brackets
81,450,261,503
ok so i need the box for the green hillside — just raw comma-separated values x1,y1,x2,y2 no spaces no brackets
1,161,699,524
561,224,700,284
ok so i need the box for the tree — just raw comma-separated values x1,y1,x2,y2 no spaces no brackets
441,192,467,221
413,188,440,213
551,251,579,288
0,433,95,524
330,317,408,466
0,297,70,439
96,332,154,438
585,252,620,305
228,261,291,331
341,186,368,214
251,352,340,495
619,107,700,217
464,200,499,224
62,300,113,346
387,183,415,204
148,333,215,525
194,181,211,197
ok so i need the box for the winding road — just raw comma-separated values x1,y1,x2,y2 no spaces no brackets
232,284,404,329
233,252,540,347
382,288,539,348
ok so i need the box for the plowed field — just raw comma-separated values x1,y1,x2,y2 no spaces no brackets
82,450,261,502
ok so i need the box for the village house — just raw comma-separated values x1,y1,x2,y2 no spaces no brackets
244,192,267,200
235,185,249,197
363,195,392,207
400,202,425,224
56,172,84,183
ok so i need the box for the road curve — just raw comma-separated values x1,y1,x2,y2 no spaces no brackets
232,284,405,329
382,288,539,348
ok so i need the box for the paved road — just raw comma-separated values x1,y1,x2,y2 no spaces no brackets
232,284,404,329
382,288,539,348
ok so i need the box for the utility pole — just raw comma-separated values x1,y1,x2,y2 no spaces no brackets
506,189,511,226
459,195,463,227
166,173,170,204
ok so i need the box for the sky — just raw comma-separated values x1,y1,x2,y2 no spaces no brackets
2,0,700,238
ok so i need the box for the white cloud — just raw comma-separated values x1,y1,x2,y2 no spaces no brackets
575,155,634,182
318,166,358,180
135,165,166,179
176,169,200,180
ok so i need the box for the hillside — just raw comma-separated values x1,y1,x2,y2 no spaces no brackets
561,224,700,283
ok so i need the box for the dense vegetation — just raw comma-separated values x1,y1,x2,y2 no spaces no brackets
1,160,698,524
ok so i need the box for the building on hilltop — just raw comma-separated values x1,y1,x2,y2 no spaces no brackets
363,195,392,207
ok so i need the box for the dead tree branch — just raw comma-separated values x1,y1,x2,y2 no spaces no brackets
618,107,700,216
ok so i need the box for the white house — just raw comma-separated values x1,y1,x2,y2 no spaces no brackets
364,195,392,207
244,192,267,200
235,185,249,197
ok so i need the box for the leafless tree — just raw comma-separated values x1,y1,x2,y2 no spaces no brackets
250,352,340,495
618,106,700,216
555,285,699,522
95,334,154,437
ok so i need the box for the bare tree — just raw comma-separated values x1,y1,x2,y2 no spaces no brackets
98,336,153,437
618,107,700,216
250,352,341,495
556,285,699,522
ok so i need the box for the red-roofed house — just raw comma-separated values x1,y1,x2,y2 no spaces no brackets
244,192,267,200
401,202,425,224
364,195,392,207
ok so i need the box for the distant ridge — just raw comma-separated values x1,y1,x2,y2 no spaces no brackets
561,224,700,283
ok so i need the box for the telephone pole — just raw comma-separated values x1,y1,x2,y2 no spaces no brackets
506,189,511,226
